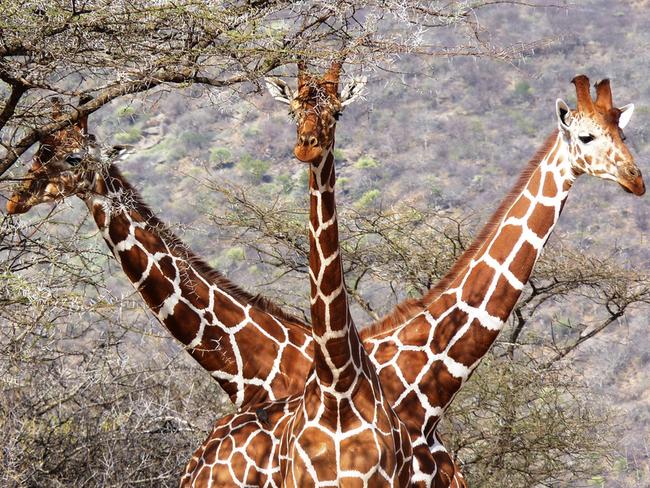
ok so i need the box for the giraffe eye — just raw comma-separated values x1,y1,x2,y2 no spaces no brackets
578,134,595,144
333,112,341,121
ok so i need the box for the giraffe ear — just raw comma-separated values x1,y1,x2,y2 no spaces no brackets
618,103,634,129
340,76,367,108
556,98,572,131
265,77,294,105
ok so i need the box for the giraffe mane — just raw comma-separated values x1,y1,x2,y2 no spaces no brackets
105,165,311,330
360,130,560,340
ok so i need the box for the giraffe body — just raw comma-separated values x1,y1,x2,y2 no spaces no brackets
359,76,643,483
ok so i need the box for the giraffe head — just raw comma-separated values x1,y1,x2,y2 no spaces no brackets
6,98,100,215
556,75,644,195
266,61,366,163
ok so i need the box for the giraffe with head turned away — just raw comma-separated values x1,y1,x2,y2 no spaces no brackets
5,98,316,413
354,74,644,484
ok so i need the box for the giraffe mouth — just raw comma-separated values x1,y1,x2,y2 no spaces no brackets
294,145,323,163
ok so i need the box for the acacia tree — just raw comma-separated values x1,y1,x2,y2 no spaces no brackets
0,0,550,177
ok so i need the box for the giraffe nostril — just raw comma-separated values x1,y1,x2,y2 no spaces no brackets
626,166,641,178
309,136,318,147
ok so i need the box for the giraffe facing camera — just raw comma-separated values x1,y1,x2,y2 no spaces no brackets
266,61,366,164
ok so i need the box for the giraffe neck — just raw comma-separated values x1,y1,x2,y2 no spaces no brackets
82,164,312,408
429,131,574,401
308,147,359,391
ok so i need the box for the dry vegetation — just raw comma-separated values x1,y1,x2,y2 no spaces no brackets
1,1,649,487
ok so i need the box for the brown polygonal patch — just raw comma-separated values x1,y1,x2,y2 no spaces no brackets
303,385,323,421
134,226,167,254
508,195,531,220
397,315,432,347
428,294,456,320
528,167,541,195
201,441,218,466
192,465,212,486
108,219,130,244
138,265,174,312
485,274,520,320
245,430,273,465
213,290,246,328
318,189,336,226
431,307,469,354
393,390,426,436
118,246,148,283
216,432,234,459
488,224,522,264
527,203,556,239
327,293,350,330
156,254,177,281
178,266,211,309
419,360,462,408
299,427,338,480
542,172,558,197
229,451,249,482
395,349,428,384
509,240,538,284
339,396,364,432
339,429,381,474
239,329,280,379
460,261,496,309
372,341,399,365
310,296,327,331
326,335,359,372
167,300,201,345
447,318,499,367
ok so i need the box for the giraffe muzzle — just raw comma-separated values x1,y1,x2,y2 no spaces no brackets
618,166,645,196
294,143,323,164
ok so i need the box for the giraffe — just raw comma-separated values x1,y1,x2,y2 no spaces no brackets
181,63,464,488
4,100,315,412
354,75,644,484
275,61,412,486
268,64,465,488
182,62,412,487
